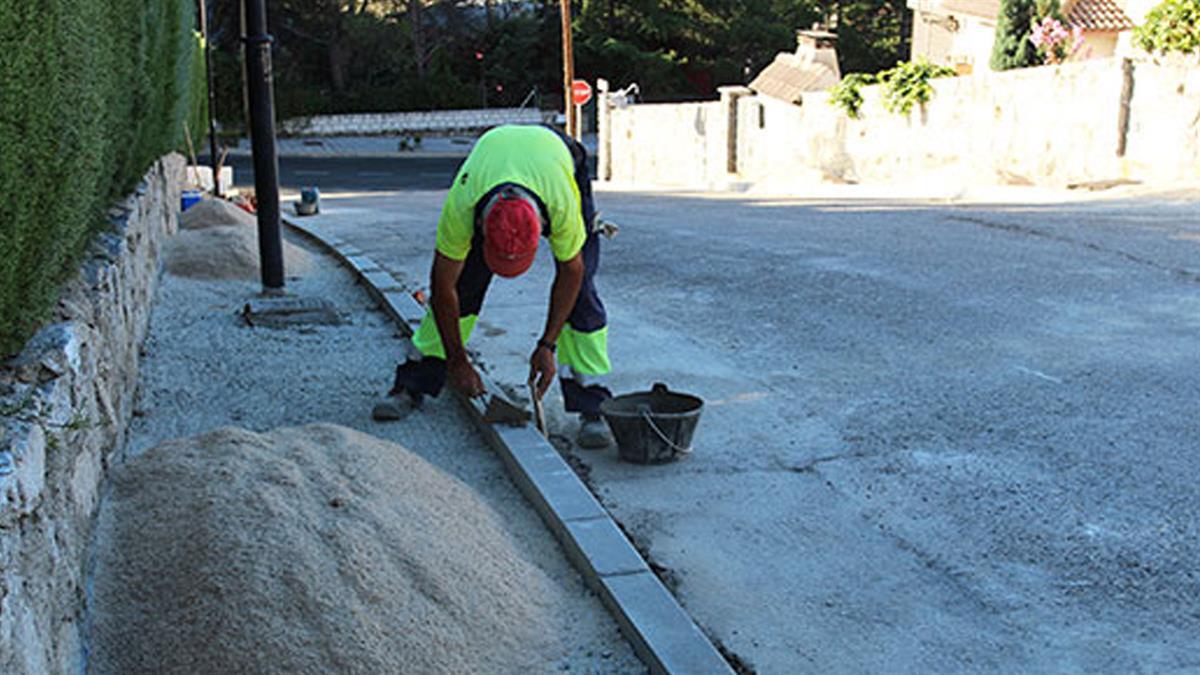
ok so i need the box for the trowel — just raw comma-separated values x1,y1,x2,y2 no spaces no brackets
478,389,531,426
528,379,547,435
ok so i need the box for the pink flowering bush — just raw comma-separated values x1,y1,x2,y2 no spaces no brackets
1029,15,1085,63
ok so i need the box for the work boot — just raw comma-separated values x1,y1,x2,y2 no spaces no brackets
577,413,613,449
371,390,421,422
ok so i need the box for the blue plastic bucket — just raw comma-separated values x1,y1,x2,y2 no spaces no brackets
181,189,203,212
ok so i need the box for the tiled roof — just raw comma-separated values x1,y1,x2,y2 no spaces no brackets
1066,0,1133,31
749,54,840,105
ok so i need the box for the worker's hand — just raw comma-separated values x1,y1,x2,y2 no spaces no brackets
447,357,485,398
528,343,557,400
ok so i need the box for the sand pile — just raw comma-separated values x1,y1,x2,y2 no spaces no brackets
166,198,312,279
179,197,257,230
90,424,565,674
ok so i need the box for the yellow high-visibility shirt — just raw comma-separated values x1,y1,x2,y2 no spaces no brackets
435,125,585,263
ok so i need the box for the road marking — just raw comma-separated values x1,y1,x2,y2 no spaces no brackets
357,171,392,177
293,170,329,176
1016,365,1063,384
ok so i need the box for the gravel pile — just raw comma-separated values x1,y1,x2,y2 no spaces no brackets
166,197,312,279
90,424,564,674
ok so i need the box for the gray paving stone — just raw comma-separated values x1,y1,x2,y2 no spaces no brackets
362,270,403,292
378,291,417,328
344,254,381,274
601,572,734,675
564,517,649,582
488,425,607,525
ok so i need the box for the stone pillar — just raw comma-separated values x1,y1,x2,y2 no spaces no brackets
717,86,754,176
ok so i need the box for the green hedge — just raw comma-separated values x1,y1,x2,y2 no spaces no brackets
0,0,205,356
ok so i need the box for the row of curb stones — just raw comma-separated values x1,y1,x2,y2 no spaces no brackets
286,218,735,675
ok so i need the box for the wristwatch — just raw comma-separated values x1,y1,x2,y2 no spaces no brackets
537,338,556,353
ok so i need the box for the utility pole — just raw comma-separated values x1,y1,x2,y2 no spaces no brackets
197,0,221,196
243,0,285,292
560,0,575,137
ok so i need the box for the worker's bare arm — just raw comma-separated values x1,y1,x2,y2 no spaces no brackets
530,253,584,398
431,251,483,396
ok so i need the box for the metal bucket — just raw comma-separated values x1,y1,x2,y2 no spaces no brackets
599,383,703,464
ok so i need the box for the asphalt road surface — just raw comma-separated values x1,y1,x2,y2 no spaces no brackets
224,154,464,192
280,158,1200,674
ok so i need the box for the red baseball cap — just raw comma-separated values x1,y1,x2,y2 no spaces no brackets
481,188,541,278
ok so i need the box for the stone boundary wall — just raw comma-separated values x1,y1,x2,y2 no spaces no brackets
280,107,549,137
602,58,1200,190
608,102,723,187
0,155,184,674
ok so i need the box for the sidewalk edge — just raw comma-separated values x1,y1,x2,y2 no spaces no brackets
284,217,735,675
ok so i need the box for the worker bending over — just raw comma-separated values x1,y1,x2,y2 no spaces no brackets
373,124,614,448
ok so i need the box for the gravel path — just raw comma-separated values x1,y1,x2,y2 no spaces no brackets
88,231,641,674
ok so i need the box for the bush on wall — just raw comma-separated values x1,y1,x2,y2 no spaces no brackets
0,0,205,356
1133,0,1200,56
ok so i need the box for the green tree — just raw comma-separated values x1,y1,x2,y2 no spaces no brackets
991,0,1042,69
837,0,910,75
1133,0,1200,55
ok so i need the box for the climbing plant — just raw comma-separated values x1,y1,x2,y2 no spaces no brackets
877,60,957,115
828,72,877,119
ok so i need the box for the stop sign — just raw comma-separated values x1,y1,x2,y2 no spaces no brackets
571,79,592,106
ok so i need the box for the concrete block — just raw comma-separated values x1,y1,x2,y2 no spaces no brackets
335,244,364,258
379,290,426,325
344,255,381,275
600,572,734,675
378,291,425,329
563,516,649,581
361,270,403,293
488,425,607,525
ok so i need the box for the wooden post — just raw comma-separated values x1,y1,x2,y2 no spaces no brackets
560,0,575,136
1116,58,1134,157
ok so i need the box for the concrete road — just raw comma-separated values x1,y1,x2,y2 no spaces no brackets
282,171,1200,674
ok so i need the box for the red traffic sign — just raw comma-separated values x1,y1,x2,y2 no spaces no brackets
571,79,593,106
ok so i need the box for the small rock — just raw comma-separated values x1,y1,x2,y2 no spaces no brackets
601,650,613,659
14,364,38,384
39,355,66,381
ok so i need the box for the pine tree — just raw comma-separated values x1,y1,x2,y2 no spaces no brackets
990,0,1041,70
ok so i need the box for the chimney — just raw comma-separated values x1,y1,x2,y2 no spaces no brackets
795,28,841,79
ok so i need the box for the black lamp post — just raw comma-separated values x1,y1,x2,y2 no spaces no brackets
242,0,284,292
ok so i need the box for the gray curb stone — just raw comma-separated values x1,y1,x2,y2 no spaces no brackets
285,218,734,675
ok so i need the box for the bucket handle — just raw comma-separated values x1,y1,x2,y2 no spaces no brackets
640,409,693,456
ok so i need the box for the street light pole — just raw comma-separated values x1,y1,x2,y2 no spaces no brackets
197,0,221,196
242,0,285,292
560,0,575,137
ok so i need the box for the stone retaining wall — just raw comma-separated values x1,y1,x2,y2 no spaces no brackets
603,57,1200,190
280,107,549,137
0,155,184,674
